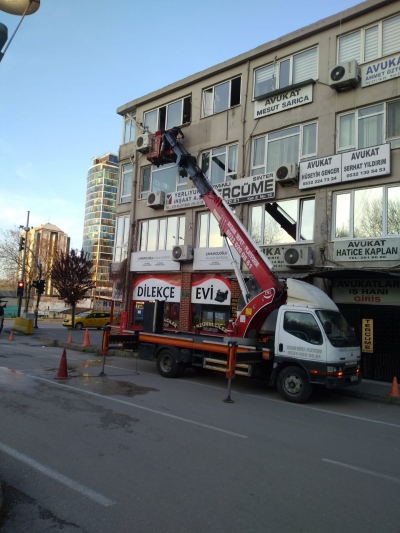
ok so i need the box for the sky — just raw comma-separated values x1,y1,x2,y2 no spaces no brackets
1,0,363,250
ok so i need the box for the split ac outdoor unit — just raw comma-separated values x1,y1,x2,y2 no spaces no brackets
172,244,193,262
146,190,165,208
275,163,298,185
136,132,150,153
329,60,360,91
284,246,313,267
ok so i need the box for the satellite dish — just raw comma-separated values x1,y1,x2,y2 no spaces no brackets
0,0,40,16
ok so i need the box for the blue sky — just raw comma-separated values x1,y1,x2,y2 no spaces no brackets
1,0,362,249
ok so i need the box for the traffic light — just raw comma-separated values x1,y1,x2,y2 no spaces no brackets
19,236,25,251
32,280,39,290
17,280,25,297
38,280,45,294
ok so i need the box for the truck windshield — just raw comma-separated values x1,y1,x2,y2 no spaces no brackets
316,310,359,347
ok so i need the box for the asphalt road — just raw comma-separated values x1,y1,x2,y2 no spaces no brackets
0,333,399,533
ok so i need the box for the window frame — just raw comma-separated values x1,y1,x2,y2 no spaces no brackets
337,14,400,65
200,143,239,185
202,76,241,117
120,163,133,204
253,46,318,99
122,113,136,144
332,184,400,240
197,212,224,248
143,96,191,133
113,215,130,262
140,163,188,200
250,197,316,245
139,216,186,252
251,122,318,176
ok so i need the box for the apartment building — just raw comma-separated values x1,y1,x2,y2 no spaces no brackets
114,0,400,382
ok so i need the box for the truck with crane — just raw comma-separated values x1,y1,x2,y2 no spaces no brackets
130,127,361,403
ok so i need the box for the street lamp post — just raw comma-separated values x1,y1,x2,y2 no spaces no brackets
17,210,30,318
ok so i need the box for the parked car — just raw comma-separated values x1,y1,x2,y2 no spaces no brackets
63,311,111,330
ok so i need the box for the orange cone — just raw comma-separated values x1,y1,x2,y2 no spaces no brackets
67,333,73,343
55,349,71,380
9,331,14,341
387,376,400,398
83,328,91,347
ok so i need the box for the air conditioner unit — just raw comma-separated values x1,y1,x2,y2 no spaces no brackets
172,244,193,262
147,190,165,208
284,246,313,267
329,60,360,91
136,132,150,153
275,163,298,185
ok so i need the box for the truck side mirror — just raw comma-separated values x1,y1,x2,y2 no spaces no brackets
324,321,332,335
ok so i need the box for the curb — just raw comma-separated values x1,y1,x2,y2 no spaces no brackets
333,387,400,405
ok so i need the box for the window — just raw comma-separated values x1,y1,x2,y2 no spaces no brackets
120,163,133,203
202,77,241,117
251,123,317,176
198,213,223,248
144,97,191,133
122,114,136,144
333,185,400,239
141,164,187,199
283,311,323,345
338,15,400,64
201,144,238,184
254,47,318,98
250,198,315,245
139,216,185,251
338,100,400,151
113,215,130,262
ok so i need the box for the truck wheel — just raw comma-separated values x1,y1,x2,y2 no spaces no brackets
156,349,182,378
277,366,312,403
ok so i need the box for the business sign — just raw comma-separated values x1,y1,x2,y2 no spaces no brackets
361,53,400,87
165,173,275,211
130,250,180,272
299,144,390,189
132,274,181,302
193,246,241,271
259,245,287,271
334,238,400,262
299,155,342,189
191,274,231,306
341,144,390,182
254,84,313,119
362,319,373,352
332,278,400,306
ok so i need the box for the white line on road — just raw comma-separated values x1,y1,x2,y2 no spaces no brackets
13,372,248,439
322,458,400,484
0,442,115,506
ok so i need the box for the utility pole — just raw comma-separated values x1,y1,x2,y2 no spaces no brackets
17,211,30,318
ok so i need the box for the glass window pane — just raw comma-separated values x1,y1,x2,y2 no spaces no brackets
266,135,299,173
255,64,275,97
358,104,384,117
211,152,226,184
251,206,263,243
209,215,223,247
383,15,400,56
152,165,178,193
338,31,361,63
140,221,148,251
293,47,318,83
199,213,208,247
178,216,185,244
387,101,400,139
166,216,177,250
158,219,166,250
123,217,129,243
147,219,158,251
269,126,300,141
201,152,210,177
214,82,229,113
279,59,290,88
203,89,213,117
144,110,158,134
142,167,151,192
166,100,183,129
302,123,317,156
227,145,238,179
335,194,350,238
364,25,379,62
264,200,297,244
338,114,355,149
354,188,383,238
387,186,400,235
252,137,265,168
299,199,315,241
358,114,384,148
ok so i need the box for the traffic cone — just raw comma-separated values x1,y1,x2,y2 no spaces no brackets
387,376,400,398
83,328,91,347
9,331,14,341
55,349,70,380
67,333,73,343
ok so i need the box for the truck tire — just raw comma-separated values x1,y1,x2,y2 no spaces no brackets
156,349,182,378
277,366,312,403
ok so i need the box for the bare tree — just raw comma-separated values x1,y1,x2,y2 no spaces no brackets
51,249,95,327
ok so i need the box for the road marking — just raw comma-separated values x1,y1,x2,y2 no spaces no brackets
0,442,115,506
322,458,400,484
15,373,248,439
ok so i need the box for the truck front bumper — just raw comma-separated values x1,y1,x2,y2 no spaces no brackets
325,373,361,389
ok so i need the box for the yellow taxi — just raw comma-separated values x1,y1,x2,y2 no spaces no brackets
63,310,111,330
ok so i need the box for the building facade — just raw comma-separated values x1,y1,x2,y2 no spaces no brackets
114,0,400,382
82,153,118,301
